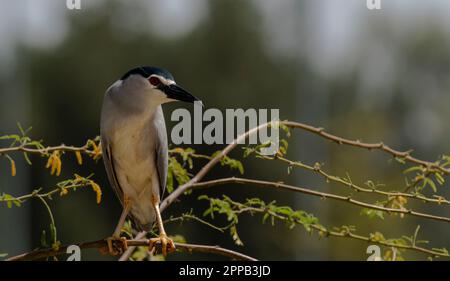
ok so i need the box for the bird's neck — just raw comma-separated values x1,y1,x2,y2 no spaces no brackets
145,103,163,122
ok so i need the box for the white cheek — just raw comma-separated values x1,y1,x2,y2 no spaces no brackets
152,90,165,99
151,90,172,104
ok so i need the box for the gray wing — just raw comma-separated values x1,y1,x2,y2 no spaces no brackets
100,134,124,205
154,108,168,200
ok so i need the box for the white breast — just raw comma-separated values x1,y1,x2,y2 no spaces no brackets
108,113,160,227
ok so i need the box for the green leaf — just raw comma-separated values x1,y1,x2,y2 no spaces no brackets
262,213,270,224
431,247,449,255
369,231,386,242
1,193,25,208
242,147,255,158
360,208,384,220
216,153,245,174
23,152,32,165
280,123,291,137
170,234,187,244
168,157,190,189
434,173,445,185
41,230,48,248
230,226,244,246
395,157,406,164
166,168,174,193
424,177,437,192
0,134,20,141
403,166,422,174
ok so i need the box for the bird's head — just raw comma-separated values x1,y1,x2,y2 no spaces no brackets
110,66,202,111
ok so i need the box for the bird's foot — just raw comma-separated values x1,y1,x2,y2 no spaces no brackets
102,236,128,256
148,234,175,256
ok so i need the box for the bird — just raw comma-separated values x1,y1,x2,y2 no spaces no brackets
100,66,201,256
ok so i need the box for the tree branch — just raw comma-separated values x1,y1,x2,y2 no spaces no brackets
5,239,257,261
190,177,450,223
245,206,449,258
313,224,448,258
260,154,450,206
281,121,449,175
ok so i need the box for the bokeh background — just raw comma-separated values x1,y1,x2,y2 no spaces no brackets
0,0,449,260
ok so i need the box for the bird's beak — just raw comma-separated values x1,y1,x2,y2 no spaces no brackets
161,84,202,105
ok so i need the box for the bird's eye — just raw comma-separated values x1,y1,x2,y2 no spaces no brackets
149,76,161,86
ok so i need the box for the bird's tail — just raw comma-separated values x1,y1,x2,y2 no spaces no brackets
128,213,155,232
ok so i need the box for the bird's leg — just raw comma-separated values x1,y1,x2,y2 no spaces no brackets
148,196,175,256
106,197,131,255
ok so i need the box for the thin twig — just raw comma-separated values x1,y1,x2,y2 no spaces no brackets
164,214,227,233
175,242,257,261
0,144,95,157
0,182,92,204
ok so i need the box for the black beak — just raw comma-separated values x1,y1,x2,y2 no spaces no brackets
160,84,202,105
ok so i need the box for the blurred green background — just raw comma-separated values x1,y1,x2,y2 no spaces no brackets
0,0,449,260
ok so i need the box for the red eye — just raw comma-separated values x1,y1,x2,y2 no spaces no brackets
149,76,161,86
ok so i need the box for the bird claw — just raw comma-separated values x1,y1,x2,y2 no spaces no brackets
103,236,128,256
148,234,175,256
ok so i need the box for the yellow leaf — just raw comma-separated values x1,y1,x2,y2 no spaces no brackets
89,139,103,160
74,173,84,183
50,158,57,175
47,151,62,176
75,151,83,165
46,154,53,169
59,188,68,196
90,181,102,204
397,196,407,205
10,158,16,177
55,156,62,176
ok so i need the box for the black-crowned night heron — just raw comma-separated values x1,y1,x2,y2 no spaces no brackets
100,66,201,256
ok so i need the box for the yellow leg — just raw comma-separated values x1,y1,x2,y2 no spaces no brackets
148,196,175,256
106,197,131,255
